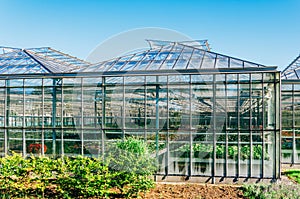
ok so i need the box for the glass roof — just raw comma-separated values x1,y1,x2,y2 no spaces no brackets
76,40,266,73
0,47,90,74
281,54,300,79
147,39,210,51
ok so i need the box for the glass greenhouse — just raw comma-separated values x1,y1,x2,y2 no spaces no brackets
281,55,300,164
0,41,281,180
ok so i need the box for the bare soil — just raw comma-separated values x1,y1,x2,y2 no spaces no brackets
140,183,245,199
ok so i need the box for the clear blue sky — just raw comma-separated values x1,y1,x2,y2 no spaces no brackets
0,0,299,70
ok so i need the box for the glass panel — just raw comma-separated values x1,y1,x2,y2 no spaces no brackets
281,137,292,163
173,50,192,69
8,87,23,127
25,87,42,127
0,80,5,87
43,79,54,86
83,130,101,157
26,130,42,154
230,58,243,68
215,55,229,68
186,49,204,69
201,52,216,69
169,84,190,130
263,131,275,177
8,130,23,154
244,62,259,68
24,79,42,87
125,85,145,129
192,84,213,130
169,133,191,176
44,130,55,155
44,87,54,127
264,84,275,130
63,86,80,128
191,74,213,83
55,85,62,128
240,83,251,130
64,130,82,155
104,84,123,130
145,85,157,130
168,75,190,84
9,79,23,87
83,87,99,128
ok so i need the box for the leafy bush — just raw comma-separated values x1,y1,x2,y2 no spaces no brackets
0,154,59,198
0,137,157,198
105,137,157,197
55,156,112,198
242,183,300,199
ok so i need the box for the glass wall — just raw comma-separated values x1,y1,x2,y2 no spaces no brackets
281,81,300,164
0,71,281,179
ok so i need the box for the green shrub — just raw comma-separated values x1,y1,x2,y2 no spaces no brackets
0,137,157,198
242,183,300,199
55,156,112,198
105,137,157,197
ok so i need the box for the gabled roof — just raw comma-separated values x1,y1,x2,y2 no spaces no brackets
75,40,266,73
281,54,300,79
0,47,90,74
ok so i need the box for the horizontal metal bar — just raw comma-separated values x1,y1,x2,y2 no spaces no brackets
0,67,279,79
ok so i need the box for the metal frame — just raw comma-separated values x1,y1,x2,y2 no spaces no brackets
0,42,281,182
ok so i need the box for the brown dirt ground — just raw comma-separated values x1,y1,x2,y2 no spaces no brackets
140,183,245,199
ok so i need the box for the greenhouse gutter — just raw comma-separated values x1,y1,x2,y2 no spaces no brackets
0,66,278,79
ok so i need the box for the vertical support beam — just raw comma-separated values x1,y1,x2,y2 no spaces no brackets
101,77,105,157
237,75,241,180
155,76,160,159
4,80,9,156
52,79,57,155
261,75,265,179
144,76,147,141
225,75,228,177
61,79,64,156
189,75,193,177
122,77,125,140
41,79,45,155
22,79,26,157
249,75,253,177
212,74,216,184
165,76,169,176
277,73,282,180
292,83,296,165
81,78,84,156
93,80,97,129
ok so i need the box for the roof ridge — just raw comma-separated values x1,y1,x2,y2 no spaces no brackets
23,50,53,73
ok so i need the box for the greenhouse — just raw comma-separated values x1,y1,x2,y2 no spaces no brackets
0,40,281,181
281,55,300,165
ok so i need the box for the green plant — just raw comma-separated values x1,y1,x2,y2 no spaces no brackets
105,137,157,197
56,156,111,198
242,183,300,199
284,169,300,183
175,143,269,160
0,142,156,198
